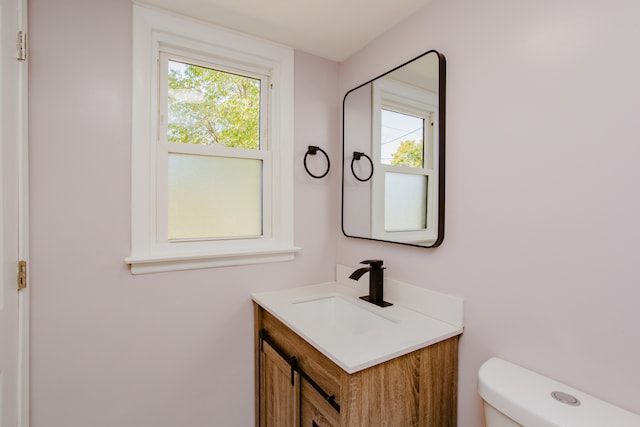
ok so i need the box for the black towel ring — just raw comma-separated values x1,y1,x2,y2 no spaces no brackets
351,151,374,182
304,146,330,179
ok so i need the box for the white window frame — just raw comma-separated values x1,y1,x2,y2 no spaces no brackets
371,78,439,245
126,5,298,274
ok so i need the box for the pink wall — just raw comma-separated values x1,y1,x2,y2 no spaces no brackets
28,0,339,425
29,0,640,425
339,0,640,425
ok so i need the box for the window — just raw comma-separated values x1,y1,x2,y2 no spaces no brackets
126,5,298,273
371,78,439,244
161,55,267,241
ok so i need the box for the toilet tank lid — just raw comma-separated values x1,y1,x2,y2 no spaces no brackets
478,358,640,427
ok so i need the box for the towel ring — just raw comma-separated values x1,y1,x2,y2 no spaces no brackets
304,146,330,179
351,152,374,182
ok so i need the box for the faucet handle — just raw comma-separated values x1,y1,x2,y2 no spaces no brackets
360,259,384,269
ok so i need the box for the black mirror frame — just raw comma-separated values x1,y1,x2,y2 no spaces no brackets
341,50,446,248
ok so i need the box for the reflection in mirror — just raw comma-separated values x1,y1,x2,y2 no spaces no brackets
342,50,445,247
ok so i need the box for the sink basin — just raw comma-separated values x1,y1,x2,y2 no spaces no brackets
291,295,395,335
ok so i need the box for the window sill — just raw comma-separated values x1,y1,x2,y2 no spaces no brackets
125,246,301,274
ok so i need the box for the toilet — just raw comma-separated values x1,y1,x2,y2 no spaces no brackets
478,357,640,427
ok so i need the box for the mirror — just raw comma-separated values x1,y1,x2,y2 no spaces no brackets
342,50,445,247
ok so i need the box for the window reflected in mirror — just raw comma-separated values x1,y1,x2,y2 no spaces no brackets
385,172,427,231
381,109,424,168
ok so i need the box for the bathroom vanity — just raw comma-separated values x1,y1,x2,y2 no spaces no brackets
253,266,464,427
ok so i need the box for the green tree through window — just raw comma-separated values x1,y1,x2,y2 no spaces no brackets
390,140,423,168
167,60,261,149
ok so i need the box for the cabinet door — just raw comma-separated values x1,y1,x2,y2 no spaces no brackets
260,340,300,427
300,379,339,427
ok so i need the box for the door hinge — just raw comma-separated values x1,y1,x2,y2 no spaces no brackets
17,31,27,61
17,260,27,291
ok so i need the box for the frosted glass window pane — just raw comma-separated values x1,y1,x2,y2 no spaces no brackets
168,154,262,240
385,173,427,231
167,60,261,149
381,109,424,167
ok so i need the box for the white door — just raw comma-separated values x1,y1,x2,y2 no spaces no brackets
1,0,28,425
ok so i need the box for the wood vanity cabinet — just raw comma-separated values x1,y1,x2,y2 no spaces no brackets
254,303,459,427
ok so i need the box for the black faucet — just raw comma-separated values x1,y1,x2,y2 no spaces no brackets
349,259,393,307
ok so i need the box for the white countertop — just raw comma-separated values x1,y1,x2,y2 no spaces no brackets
252,265,464,374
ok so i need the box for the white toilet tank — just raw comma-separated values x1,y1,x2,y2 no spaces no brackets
478,357,640,427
